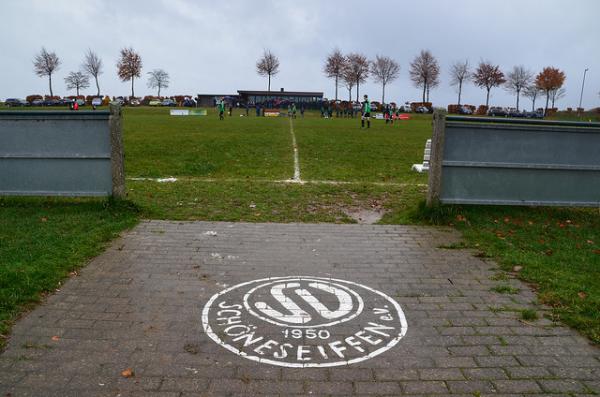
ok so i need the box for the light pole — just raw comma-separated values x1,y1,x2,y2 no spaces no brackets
578,68,589,111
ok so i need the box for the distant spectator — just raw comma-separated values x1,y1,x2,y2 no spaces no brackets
218,99,225,120
300,104,305,118
361,95,371,129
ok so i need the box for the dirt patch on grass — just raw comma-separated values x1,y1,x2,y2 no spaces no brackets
342,208,386,224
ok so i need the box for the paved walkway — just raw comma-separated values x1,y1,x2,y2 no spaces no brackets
1,221,598,396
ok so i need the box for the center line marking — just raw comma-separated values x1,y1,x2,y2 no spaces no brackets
288,117,302,183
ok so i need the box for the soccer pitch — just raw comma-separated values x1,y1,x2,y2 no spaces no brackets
123,107,432,222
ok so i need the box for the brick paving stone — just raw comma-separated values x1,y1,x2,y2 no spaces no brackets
355,380,402,394
0,220,598,396
539,379,589,393
401,380,449,394
419,368,465,380
462,367,508,380
305,381,354,395
493,379,543,393
446,380,496,393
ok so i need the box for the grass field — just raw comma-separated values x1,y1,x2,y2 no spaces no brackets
0,105,599,347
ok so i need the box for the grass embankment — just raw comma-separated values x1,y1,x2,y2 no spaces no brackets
0,198,139,349
399,203,600,344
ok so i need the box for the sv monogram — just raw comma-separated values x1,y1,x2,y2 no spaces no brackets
254,282,354,324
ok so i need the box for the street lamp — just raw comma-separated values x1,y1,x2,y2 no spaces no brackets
578,68,589,110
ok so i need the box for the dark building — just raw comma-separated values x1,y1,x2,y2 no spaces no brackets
237,89,323,108
195,94,238,107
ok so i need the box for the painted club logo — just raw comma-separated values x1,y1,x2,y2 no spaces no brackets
201,276,408,367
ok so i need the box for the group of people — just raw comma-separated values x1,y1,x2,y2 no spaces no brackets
216,94,397,129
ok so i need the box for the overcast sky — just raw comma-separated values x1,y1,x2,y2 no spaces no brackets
1,0,599,109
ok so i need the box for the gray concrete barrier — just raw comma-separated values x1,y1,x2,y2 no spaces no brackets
427,111,600,207
0,104,124,197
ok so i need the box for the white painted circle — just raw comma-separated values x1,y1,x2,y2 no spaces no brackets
201,276,408,368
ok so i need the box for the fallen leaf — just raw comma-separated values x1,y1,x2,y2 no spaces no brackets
586,240,594,245
503,217,510,223
545,249,554,256
51,335,60,341
527,220,534,225
184,343,199,354
513,265,523,272
40,217,48,222
593,249,600,255
121,368,134,378
578,291,587,300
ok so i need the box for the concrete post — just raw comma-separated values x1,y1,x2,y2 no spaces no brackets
426,110,447,206
109,104,125,198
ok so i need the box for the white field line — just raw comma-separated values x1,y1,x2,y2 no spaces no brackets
127,176,426,187
289,117,302,183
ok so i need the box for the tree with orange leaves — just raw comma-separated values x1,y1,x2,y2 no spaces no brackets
535,67,566,116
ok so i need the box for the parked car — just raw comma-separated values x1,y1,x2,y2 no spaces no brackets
415,106,431,114
43,99,61,106
149,99,162,106
523,110,544,119
129,98,140,106
4,98,28,107
182,97,196,107
508,108,525,118
91,97,103,107
458,106,473,115
162,98,176,107
487,107,507,117
31,98,44,106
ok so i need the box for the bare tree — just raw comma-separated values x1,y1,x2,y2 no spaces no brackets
345,53,370,102
371,55,400,104
82,49,103,96
256,49,280,93
472,61,506,107
409,50,440,103
64,71,90,96
550,87,566,108
147,69,170,97
33,47,60,96
324,49,346,101
504,65,533,111
342,62,355,102
117,47,142,98
523,84,541,111
450,60,470,105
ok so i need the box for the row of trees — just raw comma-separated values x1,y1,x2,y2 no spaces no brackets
322,49,400,104
453,61,566,113
321,49,567,114
33,47,171,98
34,46,572,114
256,49,402,104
